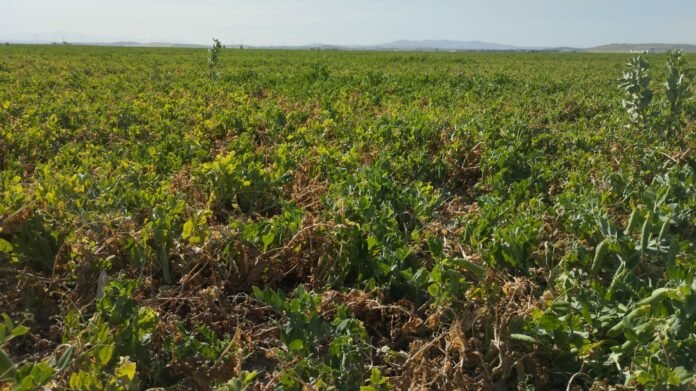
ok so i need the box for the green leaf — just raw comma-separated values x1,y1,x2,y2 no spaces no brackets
366,236,379,251
115,361,137,381
510,333,537,344
10,325,29,338
637,287,672,306
29,361,54,384
427,283,440,297
262,232,275,251
288,339,304,352
69,371,84,388
2,314,14,336
243,370,257,384
182,219,194,240
452,258,485,279
97,344,114,367
251,286,264,301
0,239,12,253
668,366,690,385
69,370,100,389
0,349,16,379
56,345,75,371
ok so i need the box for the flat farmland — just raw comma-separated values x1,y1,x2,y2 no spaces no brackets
0,46,695,390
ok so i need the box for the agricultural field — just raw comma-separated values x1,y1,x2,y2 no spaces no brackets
0,45,695,390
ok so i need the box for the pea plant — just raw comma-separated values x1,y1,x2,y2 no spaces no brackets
664,50,691,135
619,56,654,131
208,38,223,80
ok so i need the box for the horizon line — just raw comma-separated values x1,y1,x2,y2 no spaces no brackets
2,37,696,50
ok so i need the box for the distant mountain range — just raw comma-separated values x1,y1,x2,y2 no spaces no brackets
2,34,695,53
251,41,696,53
374,40,523,51
247,40,575,52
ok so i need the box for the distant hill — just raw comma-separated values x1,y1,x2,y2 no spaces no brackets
374,40,522,51
589,43,696,53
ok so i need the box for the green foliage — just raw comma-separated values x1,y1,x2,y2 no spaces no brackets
56,278,157,390
323,159,440,298
0,46,694,389
619,56,654,130
619,51,694,137
182,209,212,245
216,371,257,391
0,314,65,391
238,201,303,251
253,286,374,389
208,38,223,79
360,368,392,391
528,169,696,388
427,253,483,306
68,357,138,391
143,194,185,284
166,323,232,363
664,49,691,135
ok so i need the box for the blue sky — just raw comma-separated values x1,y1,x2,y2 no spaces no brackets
1,0,694,47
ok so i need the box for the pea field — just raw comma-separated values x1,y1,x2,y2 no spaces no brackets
0,45,695,390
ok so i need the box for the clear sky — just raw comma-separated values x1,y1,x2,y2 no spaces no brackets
1,0,694,47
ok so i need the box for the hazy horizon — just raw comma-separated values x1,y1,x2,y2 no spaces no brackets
1,0,695,47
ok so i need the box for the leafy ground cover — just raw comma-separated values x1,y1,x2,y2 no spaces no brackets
0,45,695,390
